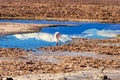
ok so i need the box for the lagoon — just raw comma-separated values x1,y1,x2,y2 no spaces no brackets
0,20,120,49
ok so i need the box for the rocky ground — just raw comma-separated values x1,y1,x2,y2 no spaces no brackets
0,0,119,79
0,49,119,76
0,48,27,57
0,0,120,23
0,48,119,80
39,38,120,55
8,69,120,80
0,38,119,80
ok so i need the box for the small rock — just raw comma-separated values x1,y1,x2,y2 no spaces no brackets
58,77,68,80
6,77,13,80
93,73,111,80
0,75,3,80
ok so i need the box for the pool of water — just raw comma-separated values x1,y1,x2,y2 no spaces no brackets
0,19,82,25
0,20,120,49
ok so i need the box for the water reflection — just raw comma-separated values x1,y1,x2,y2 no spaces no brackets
0,34,56,49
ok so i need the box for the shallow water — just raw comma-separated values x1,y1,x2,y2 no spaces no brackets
0,20,120,49
0,19,82,25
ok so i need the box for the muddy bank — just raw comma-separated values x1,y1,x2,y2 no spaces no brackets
0,0,120,23
0,22,55,35
39,38,120,55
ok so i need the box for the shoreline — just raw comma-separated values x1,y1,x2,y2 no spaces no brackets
0,17,120,24
0,22,69,35
0,19,120,35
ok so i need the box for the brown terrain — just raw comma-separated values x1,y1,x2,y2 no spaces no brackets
0,48,27,57
0,0,120,23
0,23,119,79
0,38,119,78
39,38,120,55
0,0,119,80
0,48,119,77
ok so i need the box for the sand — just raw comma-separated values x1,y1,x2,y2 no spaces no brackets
2,69,119,80
0,22,55,35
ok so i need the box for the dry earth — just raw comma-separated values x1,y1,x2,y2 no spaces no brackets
39,38,120,55
0,48,119,80
0,48,119,76
0,0,120,79
7,69,120,80
0,0,120,23
0,48,27,57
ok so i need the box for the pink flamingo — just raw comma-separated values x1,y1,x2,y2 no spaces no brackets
54,32,61,46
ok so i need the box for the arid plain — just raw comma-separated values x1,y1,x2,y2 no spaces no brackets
0,0,120,80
